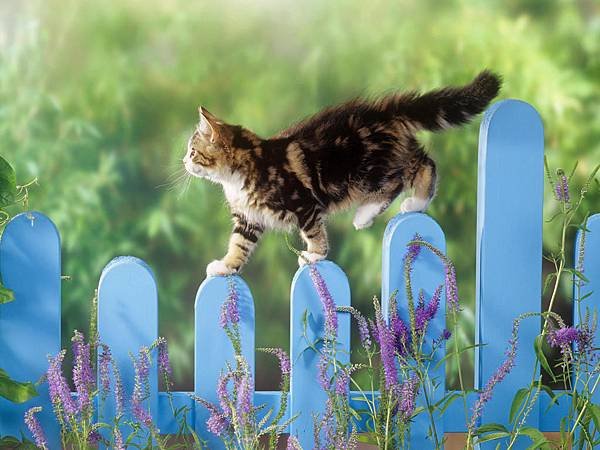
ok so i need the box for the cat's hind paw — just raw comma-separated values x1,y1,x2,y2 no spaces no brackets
400,197,429,214
206,259,237,277
298,251,326,267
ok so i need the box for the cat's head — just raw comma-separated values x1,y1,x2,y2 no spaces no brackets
183,107,246,182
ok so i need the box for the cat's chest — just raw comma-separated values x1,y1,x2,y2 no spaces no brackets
222,179,291,230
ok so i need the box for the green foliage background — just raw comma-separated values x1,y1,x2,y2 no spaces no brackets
1,0,598,390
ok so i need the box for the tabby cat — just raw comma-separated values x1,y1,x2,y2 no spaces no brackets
183,71,501,277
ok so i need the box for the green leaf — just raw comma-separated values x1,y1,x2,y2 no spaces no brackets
519,426,550,449
476,432,510,443
0,368,38,403
476,423,509,434
0,155,16,207
534,335,555,381
589,404,600,433
0,282,14,304
510,388,530,423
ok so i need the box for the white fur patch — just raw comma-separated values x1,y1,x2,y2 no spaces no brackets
206,259,236,277
353,202,385,230
400,197,429,214
298,251,326,266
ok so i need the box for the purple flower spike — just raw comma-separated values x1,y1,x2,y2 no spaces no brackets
220,279,240,328
391,314,410,355
207,412,230,436
236,374,253,426
156,337,173,378
287,435,303,450
99,344,112,395
114,426,124,450
317,353,330,391
132,348,153,427
547,326,579,349
399,376,419,422
445,263,460,312
216,373,233,415
309,265,338,337
375,307,398,389
87,430,101,445
469,319,519,433
415,286,442,334
554,173,570,202
47,350,77,419
72,331,94,412
334,368,351,395
24,407,48,450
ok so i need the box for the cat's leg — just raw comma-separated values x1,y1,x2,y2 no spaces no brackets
298,217,329,266
400,159,437,214
353,201,391,230
206,213,264,277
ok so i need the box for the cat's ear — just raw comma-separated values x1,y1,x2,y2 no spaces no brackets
198,106,220,142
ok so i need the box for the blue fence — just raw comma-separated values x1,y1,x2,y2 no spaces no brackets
0,99,598,449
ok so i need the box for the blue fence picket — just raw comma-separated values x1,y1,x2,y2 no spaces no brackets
97,256,158,447
0,212,61,448
574,214,600,402
289,261,351,447
194,275,255,448
382,212,447,446
475,100,544,446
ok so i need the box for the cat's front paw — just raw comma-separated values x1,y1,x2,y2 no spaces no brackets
400,197,429,214
298,251,326,267
206,260,237,277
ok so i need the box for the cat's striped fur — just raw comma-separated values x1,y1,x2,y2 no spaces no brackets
183,71,501,276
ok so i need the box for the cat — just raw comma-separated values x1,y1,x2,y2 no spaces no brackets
183,70,501,277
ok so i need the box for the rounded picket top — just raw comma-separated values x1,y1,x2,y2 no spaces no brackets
194,274,255,448
382,212,446,309
0,211,61,447
480,99,543,144
97,255,159,442
289,260,351,447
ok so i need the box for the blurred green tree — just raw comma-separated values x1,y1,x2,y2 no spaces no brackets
0,0,597,390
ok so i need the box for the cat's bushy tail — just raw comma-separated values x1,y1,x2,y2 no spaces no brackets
383,70,502,132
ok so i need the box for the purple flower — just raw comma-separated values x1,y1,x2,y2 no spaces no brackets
334,368,351,395
46,350,77,418
406,233,423,264
310,265,338,337
24,407,48,450
216,373,233,415
287,435,302,450
445,264,460,312
207,412,230,436
547,326,579,349
87,430,101,445
220,279,240,328
391,313,410,355
113,426,124,450
236,374,253,427
469,319,519,433
157,337,173,377
72,331,94,412
414,286,442,334
261,347,291,377
132,347,153,427
375,305,398,390
99,344,112,396
317,353,330,391
113,366,125,417
554,173,570,202
192,396,231,437
398,376,419,422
